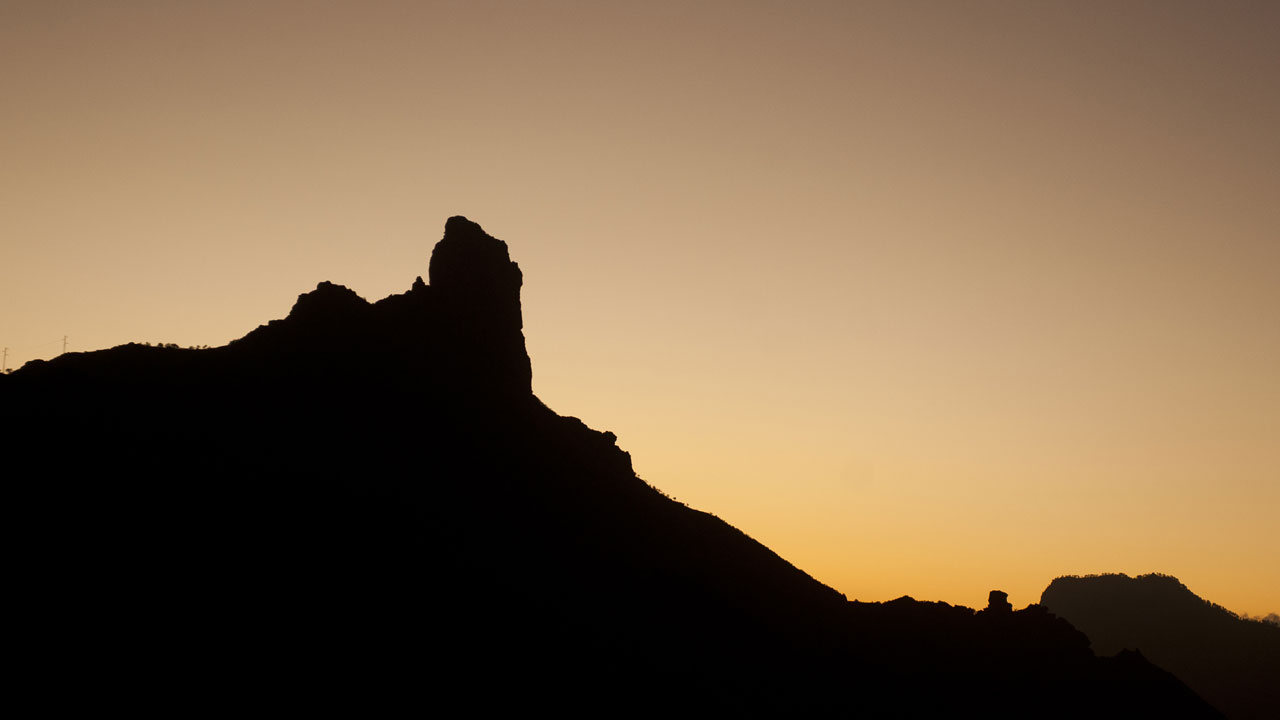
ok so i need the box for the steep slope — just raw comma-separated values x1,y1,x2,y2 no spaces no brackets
7,217,1219,716
1042,574,1280,719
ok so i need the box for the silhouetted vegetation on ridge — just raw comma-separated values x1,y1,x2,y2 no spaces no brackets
6,217,1222,716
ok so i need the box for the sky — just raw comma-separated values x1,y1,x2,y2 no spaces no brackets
2,1,1276,617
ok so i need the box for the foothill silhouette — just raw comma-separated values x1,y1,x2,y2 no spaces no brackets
1042,573,1280,719
5,217,1232,716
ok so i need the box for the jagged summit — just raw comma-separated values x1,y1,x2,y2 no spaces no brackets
200,217,534,397
11,217,534,398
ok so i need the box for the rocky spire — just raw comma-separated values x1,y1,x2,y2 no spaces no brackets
427,216,531,396
429,216,524,333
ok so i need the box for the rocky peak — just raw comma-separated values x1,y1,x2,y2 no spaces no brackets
429,216,524,331
229,217,531,397
427,216,531,395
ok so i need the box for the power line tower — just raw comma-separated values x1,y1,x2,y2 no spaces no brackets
2,347,7,373
62,336,68,355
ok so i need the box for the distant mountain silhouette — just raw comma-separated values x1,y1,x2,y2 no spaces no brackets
5,217,1220,716
1041,574,1280,719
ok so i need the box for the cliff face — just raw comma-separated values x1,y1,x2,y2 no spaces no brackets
6,218,1220,716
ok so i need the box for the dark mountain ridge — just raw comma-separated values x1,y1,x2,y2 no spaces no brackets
1042,573,1280,719
6,217,1218,715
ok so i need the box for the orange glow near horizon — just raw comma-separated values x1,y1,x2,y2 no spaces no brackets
2,1,1277,617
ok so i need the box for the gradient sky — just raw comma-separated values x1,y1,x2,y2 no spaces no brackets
3,1,1276,616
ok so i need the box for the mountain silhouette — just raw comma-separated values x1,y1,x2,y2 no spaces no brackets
5,217,1221,716
1042,573,1280,719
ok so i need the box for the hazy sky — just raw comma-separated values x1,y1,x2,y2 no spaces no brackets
3,1,1276,616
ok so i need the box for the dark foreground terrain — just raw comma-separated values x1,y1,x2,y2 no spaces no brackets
6,217,1219,716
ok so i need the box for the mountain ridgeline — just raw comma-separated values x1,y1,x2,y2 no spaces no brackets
6,217,1220,716
1042,574,1280,720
